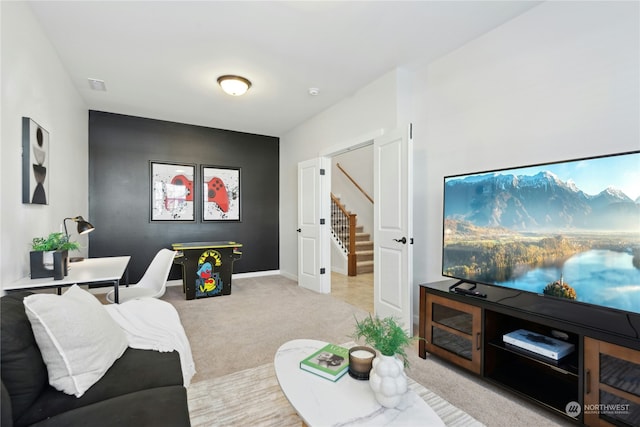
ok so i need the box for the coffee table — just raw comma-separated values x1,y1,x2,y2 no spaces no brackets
274,339,445,426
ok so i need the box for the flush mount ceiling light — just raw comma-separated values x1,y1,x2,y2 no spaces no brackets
217,75,252,96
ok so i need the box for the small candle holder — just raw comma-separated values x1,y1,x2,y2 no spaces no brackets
348,346,376,380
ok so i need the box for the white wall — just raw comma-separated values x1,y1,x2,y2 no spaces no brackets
280,1,639,320
1,2,88,287
413,0,639,294
279,70,402,280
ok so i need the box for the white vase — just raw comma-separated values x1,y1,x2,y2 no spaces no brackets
368,353,408,408
42,250,55,270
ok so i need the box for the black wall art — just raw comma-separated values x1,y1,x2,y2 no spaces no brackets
22,117,50,204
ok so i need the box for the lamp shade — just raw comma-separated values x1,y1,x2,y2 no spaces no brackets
64,216,95,237
75,217,95,235
217,75,251,96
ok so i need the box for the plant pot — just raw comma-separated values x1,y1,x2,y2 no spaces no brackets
30,250,68,279
30,251,53,279
53,250,68,280
368,353,408,408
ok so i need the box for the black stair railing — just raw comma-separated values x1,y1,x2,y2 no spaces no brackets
331,193,357,276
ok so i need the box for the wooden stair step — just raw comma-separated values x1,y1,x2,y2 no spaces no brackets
356,250,373,262
355,232,371,242
355,241,373,251
357,260,374,274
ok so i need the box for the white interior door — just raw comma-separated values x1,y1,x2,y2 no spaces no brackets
373,125,413,333
297,157,330,293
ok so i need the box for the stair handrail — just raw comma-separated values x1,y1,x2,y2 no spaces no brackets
330,193,358,276
336,163,374,204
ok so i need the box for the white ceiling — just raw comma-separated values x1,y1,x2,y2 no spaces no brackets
28,1,541,137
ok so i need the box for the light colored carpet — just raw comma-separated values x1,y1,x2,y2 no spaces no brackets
161,275,366,382
187,362,483,427
157,275,571,427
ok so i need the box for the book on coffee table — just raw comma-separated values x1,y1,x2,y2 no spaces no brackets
300,343,349,381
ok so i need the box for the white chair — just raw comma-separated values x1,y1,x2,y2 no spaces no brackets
106,249,176,303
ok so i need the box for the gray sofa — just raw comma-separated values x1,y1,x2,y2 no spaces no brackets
1,292,191,427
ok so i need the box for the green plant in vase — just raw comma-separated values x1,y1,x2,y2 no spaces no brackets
30,232,79,279
352,314,415,367
352,314,417,408
31,232,80,252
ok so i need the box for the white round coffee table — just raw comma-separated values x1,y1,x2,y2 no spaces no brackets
274,339,445,426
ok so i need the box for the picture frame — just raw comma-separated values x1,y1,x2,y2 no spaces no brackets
150,161,196,222
22,117,50,204
202,165,241,221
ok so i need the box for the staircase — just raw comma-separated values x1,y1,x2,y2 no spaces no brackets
354,225,373,274
332,163,374,276
331,193,373,276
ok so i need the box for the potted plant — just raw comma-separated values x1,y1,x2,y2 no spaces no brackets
353,315,415,366
32,232,81,252
352,314,416,408
30,232,79,279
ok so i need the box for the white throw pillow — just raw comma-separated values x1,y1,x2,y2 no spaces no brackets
23,285,128,397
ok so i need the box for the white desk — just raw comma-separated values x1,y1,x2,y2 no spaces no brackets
4,256,131,303
274,339,445,427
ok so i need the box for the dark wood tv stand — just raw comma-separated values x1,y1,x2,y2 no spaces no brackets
419,280,640,426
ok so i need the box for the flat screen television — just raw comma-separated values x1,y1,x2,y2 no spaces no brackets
442,150,640,315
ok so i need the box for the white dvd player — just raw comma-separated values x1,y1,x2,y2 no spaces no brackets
503,329,574,360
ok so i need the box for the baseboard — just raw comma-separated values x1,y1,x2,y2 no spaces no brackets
279,271,297,282
234,270,281,279
166,279,183,288
166,270,283,287
331,266,348,275
88,270,288,295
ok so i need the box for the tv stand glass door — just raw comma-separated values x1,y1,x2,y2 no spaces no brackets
584,337,640,427
420,290,482,374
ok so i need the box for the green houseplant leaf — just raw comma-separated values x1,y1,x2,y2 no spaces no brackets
31,232,80,252
352,314,417,367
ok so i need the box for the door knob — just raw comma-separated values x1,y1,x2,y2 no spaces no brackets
393,237,407,244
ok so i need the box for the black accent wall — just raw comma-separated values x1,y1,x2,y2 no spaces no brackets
88,111,279,283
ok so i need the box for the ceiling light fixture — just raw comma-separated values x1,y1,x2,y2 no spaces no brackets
217,75,252,96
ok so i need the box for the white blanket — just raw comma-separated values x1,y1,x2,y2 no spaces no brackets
105,298,196,387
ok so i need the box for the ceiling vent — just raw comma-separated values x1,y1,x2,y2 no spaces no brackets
88,78,106,91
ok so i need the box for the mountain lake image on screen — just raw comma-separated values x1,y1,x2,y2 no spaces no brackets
442,151,640,315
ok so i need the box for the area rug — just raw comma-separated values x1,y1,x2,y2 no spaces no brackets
187,363,484,427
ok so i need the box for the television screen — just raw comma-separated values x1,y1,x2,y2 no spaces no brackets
442,151,640,315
